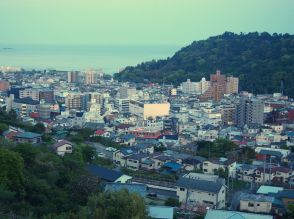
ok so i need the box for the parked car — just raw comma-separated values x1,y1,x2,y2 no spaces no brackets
98,152,106,158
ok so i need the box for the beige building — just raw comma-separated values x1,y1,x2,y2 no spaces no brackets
67,71,79,83
85,70,97,85
129,100,170,119
226,76,239,94
65,93,82,110
239,193,273,214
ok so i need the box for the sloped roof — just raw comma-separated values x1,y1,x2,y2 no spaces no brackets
52,140,73,149
87,164,122,182
176,177,223,193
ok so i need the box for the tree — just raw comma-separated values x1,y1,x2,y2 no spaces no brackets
0,148,24,191
69,174,100,205
30,122,45,134
81,145,96,163
83,190,148,219
0,123,8,134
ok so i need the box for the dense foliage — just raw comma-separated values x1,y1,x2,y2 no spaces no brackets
115,32,294,97
0,141,148,219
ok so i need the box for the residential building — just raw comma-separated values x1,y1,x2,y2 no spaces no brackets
239,193,273,214
85,70,97,85
176,173,226,209
67,71,79,83
129,100,170,119
52,140,73,156
87,164,132,183
13,132,42,144
226,76,239,94
12,97,39,117
236,97,264,127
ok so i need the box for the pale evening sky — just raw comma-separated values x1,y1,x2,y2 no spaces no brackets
0,0,294,46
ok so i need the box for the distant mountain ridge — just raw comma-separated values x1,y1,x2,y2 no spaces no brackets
114,32,294,97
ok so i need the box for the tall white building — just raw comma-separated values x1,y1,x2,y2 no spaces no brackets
181,78,210,94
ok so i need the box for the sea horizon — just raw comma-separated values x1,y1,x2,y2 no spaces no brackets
0,44,181,74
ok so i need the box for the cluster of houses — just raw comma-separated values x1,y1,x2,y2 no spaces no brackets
1,70,294,218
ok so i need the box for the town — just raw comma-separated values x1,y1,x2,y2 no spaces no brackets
0,67,293,219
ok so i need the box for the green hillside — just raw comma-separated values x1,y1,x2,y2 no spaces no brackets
114,32,294,97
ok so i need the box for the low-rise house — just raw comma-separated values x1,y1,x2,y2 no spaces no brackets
272,166,293,184
176,173,226,209
182,156,207,171
203,158,236,177
121,133,136,146
239,193,274,214
13,131,42,144
158,134,179,146
87,164,132,183
94,129,110,138
113,147,137,167
275,189,294,208
163,162,182,174
151,154,171,170
236,164,256,182
126,153,149,171
52,139,73,156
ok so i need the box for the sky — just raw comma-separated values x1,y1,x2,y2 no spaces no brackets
0,0,294,46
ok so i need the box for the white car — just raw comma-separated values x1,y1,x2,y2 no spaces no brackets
106,147,117,152
98,152,106,158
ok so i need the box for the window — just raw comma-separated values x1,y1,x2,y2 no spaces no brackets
180,188,185,191
203,169,208,172
257,204,260,206
248,202,254,207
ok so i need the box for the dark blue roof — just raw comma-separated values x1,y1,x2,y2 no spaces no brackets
87,164,122,182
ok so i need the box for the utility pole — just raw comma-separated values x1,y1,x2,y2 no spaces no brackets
269,156,272,185
263,155,266,184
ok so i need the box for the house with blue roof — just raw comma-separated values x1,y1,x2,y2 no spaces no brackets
162,162,182,174
121,133,136,146
87,164,132,183
13,131,42,144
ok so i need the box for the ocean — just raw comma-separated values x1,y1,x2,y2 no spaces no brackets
0,44,180,74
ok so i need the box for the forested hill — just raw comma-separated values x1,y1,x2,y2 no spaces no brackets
114,32,294,97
